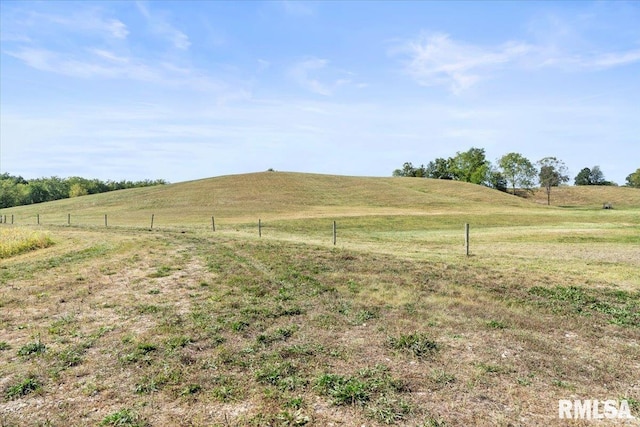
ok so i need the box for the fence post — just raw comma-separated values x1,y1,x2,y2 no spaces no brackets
333,221,337,245
105,214,108,228
212,216,215,232
259,219,262,237
68,213,71,226
465,223,470,256
11,215,14,224
37,214,40,225
150,214,154,230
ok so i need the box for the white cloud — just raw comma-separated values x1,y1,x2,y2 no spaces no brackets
106,18,129,39
136,1,190,50
396,30,640,93
6,47,154,80
26,10,129,40
396,33,532,94
579,49,640,69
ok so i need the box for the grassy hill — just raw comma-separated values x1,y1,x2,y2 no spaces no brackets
1,172,639,426
0,172,587,227
529,185,640,208
4,171,534,217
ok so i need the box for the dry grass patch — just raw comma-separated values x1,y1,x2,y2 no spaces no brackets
1,224,638,426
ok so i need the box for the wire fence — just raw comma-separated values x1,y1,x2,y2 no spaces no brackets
0,212,473,255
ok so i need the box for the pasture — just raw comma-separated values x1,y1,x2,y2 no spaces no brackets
1,172,639,426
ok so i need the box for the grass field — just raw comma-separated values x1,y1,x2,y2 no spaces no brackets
1,172,639,426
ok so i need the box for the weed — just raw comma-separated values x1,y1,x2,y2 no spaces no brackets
148,265,173,278
121,342,157,364
256,325,299,347
165,335,192,350
230,320,250,332
56,346,84,368
353,308,378,325
315,374,370,406
430,369,455,386
17,339,46,357
6,376,41,400
100,409,147,427
285,396,305,409
486,320,507,329
388,332,439,358
255,361,303,391
180,384,202,396
367,396,412,424
0,341,10,351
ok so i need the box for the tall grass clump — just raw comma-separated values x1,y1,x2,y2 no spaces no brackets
0,228,53,258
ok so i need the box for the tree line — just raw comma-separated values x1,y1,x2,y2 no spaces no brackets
393,148,640,204
0,173,168,209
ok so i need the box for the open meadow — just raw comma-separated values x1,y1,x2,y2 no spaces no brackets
1,172,639,426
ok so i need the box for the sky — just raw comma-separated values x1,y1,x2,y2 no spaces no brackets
1,1,639,185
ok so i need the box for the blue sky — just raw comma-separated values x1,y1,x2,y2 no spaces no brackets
1,1,639,184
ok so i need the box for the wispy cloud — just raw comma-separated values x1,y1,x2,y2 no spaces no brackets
290,57,352,96
28,9,129,40
577,49,640,69
396,29,640,93
136,1,190,50
395,33,532,94
6,47,155,80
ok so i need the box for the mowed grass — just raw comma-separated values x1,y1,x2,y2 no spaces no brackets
0,173,639,426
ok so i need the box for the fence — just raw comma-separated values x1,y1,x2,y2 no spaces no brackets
0,212,473,255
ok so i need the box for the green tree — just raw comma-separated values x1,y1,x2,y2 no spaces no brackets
392,162,426,177
575,166,610,186
450,147,490,184
538,157,569,205
487,168,507,192
69,183,89,198
0,180,21,208
498,152,537,195
425,158,454,180
574,167,592,185
589,166,605,185
626,168,640,188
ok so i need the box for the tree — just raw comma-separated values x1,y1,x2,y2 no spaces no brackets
487,169,507,192
425,158,454,180
450,147,490,185
575,166,611,186
538,157,569,205
626,168,640,188
574,167,592,185
589,166,605,185
498,152,537,195
69,183,89,198
392,162,426,177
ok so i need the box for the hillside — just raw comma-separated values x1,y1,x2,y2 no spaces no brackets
1,172,539,225
1,172,639,426
529,185,640,208
2,172,638,231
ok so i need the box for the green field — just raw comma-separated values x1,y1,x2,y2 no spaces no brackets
1,172,639,426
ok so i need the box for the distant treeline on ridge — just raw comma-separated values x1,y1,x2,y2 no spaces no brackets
0,173,167,208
